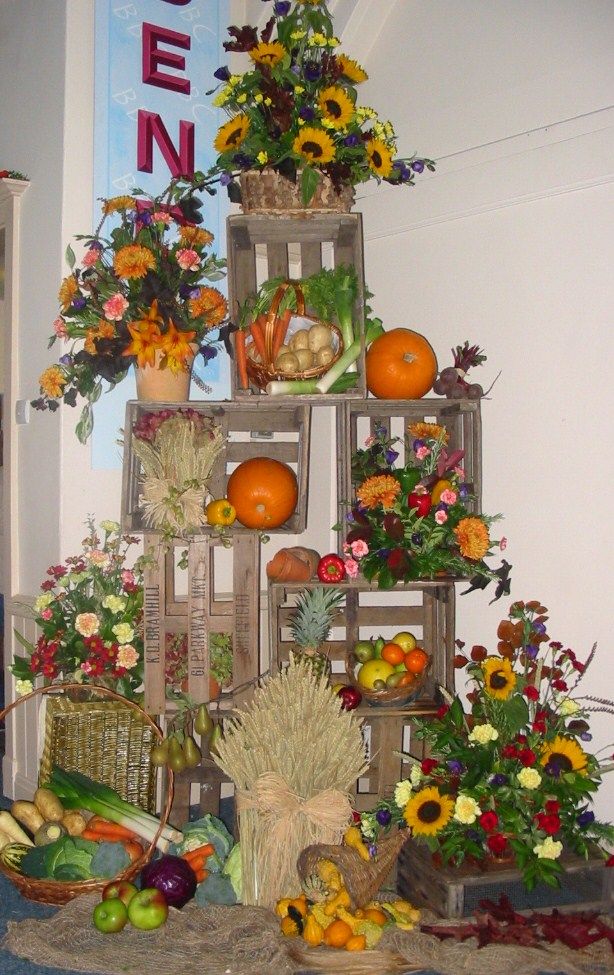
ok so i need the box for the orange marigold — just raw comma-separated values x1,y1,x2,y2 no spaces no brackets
102,195,138,215
356,474,401,510
188,286,227,327
179,225,214,248
408,422,449,443
39,366,67,398
58,275,78,312
454,517,490,560
113,244,156,279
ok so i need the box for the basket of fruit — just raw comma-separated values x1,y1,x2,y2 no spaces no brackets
345,636,431,708
0,683,175,905
245,281,343,390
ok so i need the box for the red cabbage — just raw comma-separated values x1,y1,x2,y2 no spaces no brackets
140,854,197,908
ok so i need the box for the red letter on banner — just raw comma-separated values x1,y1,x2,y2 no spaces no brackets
142,22,191,94
137,110,195,177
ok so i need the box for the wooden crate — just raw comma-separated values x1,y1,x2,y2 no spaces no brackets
121,399,311,535
268,578,457,708
336,399,482,529
227,213,366,400
397,838,614,917
143,534,260,714
353,711,429,813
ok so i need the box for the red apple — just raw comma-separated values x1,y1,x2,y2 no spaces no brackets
92,897,129,934
127,887,169,931
102,880,138,907
408,492,432,518
337,685,362,711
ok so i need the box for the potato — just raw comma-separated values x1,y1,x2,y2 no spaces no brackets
61,810,87,837
10,800,44,835
289,329,309,352
294,348,314,371
308,323,332,353
33,787,64,823
315,345,335,367
275,352,299,374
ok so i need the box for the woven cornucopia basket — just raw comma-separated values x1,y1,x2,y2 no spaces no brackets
0,683,173,905
345,648,432,708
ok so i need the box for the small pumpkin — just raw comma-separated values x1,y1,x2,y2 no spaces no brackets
365,328,437,400
226,457,298,530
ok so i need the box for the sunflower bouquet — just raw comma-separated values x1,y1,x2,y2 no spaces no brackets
358,601,614,889
207,0,434,206
32,176,227,443
337,422,507,591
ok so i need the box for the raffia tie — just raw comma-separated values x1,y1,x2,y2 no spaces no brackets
236,771,352,896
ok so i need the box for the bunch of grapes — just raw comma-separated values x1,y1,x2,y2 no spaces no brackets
433,342,488,400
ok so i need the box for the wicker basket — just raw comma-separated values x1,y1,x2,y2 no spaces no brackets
245,281,343,390
239,169,355,214
0,683,173,905
297,829,408,909
345,647,432,709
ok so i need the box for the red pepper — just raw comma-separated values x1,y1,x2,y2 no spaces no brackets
317,553,346,583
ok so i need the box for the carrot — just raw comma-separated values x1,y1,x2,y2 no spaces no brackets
182,843,215,865
86,816,140,841
249,317,267,362
81,827,103,842
193,867,208,884
235,329,248,389
272,308,291,361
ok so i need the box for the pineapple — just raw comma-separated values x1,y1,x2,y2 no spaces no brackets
288,586,344,679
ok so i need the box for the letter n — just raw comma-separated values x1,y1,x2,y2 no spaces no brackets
137,110,195,178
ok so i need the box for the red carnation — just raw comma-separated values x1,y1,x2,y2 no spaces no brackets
518,748,537,767
502,744,518,759
479,811,499,833
421,759,439,775
535,812,561,835
552,678,568,692
606,855,614,867
435,704,450,719
487,833,508,857
545,799,560,814
523,685,539,701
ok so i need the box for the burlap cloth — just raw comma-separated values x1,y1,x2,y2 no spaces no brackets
3,895,613,975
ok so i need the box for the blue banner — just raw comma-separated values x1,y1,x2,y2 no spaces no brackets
92,0,229,469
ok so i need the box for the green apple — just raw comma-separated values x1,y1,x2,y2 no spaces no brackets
353,640,374,663
127,887,168,931
93,897,128,934
102,880,138,907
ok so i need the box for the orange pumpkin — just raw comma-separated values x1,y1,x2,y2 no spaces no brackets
226,457,298,530
365,328,438,399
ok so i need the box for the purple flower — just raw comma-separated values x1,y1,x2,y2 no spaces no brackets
435,502,449,512
376,808,392,827
59,354,73,366
179,283,198,299
459,483,470,499
545,761,561,778
71,297,87,310
219,172,232,186
490,773,508,787
367,843,377,858
299,106,315,122
580,732,592,742
533,622,547,634
274,0,291,14
413,439,425,451
232,153,253,170
525,645,539,660
466,829,481,842
137,210,153,226
385,448,399,464
411,533,423,546
344,134,361,147
304,62,321,82
411,160,425,173
577,811,595,828
377,548,391,559
201,346,218,362
447,760,463,774
214,66,231,82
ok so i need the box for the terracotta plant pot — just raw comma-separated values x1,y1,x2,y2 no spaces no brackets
266,546,320,582
134,346,197,402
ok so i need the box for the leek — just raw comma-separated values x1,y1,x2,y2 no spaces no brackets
48,767,182,852
303,266,358,371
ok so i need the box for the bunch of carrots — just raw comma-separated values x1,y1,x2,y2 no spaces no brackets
179,842,215,883
235,309,292,389
81,816,145,863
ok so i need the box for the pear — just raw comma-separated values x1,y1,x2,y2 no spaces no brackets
167,734,186,773
209,723,223,757
182,735,202,768
194,703,214,738
150,738,170,767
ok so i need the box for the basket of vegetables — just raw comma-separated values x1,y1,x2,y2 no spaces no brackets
0,683,175,904
243,281,344,390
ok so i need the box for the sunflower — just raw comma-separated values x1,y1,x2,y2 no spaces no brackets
404,786,454,836
102,195,138,215
454,517,490,560
214,114,249,154
39,366,67,399
189,286,227,328
482,656,516,700
249,41,286,67
408,422,449,444
356,474,401,510
541,736,588,776
366,138,393,178
293,127,336,166
113,244,156,280
336,54,368,83
179,225,214,248
58,274,78,312
318,86,354,129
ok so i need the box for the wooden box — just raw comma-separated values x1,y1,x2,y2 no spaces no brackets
143,534,260,714
268,578,456,707
227,213,366,400
397,839,614,917
336,399,482,529
121,399,311,535
353,711,430,813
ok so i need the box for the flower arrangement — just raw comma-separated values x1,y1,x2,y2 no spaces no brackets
12,520,147,701
131,407,225,540
0,169,28,180
359,601,614,889
337,422,508,592
32,177,228,443
207,0,434,206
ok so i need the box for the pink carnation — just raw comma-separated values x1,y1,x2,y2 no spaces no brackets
435,510,448,525
103,293,129,321
116,644,139,670
176,248,200,271
82,247,101,268
53,317,68,338
75,613,100,637
121,569,135,587
40,608,53,621
364,435,375,448
350,539,369,559
440,489,457,505
454,466,465,479
415,446,431,460
152,210,172,224
344,558,359,578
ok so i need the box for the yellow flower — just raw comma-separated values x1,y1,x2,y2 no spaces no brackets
453,794,481,824
294,85,305,95
292,126,336,166
214,114,249,154
394,780,413,808
102,195,138,215
356,474,401,510
122,300,164,368
39,366,67,398
533,837,563,860
290,30,307,40
255,93,264,104
454,517,490,560
540,736,588,776
366,138,394,178
58,274,78,311
188,286,227,327
468,722,499,744
408,422,449,443
212,90,229,107
112,622,134,644
257,150,269,165
179,225,214,248
482,657,516,700
517,767,542,790
113,243,156,279
356,106,377,121
158,320,197,373
327,36,340,47
308,32,328,46
404,786,454,836
318,86,354,129
337,54,368,83
236,93,247,104
249,41,286,67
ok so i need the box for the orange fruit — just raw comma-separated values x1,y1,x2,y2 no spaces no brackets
345,934,367,951
381,642,405,666
397,673,415,687
323,918,353,948
363,907,388,926
405,648,429,674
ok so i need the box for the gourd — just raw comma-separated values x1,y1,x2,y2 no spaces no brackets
365,327,437,400
227,457,298,530
302,912,324,947
343,825,370,861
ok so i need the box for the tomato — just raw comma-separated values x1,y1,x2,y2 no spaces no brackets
405,648,429,674
205,498,236,527
381,642,405,666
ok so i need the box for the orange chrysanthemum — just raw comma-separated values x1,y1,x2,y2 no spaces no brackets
113,244,156,279
454,517,490,560
188,287,227,327
179,225,214,248
58,275,78,312
408,422,449,443
102,195,138,215
39,366,67,398
84,319,117,354
356,474,401,510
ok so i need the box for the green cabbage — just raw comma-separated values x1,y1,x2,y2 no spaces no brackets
221,843,242,899
171,814,234,873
